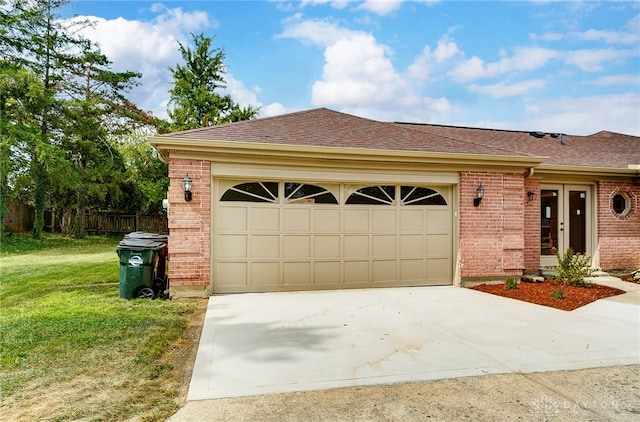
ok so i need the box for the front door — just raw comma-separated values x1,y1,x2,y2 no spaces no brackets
540,184,592,268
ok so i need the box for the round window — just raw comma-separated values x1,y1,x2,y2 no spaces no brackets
612,193,629,216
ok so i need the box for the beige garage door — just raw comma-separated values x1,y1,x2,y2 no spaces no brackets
213,180,453,293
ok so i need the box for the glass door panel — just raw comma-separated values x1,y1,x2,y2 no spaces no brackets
540,190,558,255
568,190,586,254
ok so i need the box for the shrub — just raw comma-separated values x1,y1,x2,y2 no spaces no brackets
551,286,564,300
552,287,564,300
631,269,640,283
505,277,517,290
549,247,594,287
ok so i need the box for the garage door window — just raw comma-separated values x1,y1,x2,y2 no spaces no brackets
285,183,338,204
220,182,278,203
401,186,447,205
346,185,395,205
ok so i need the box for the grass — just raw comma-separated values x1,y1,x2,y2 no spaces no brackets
0,233,197,421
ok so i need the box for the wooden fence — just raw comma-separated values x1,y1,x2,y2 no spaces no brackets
4,205,168,235
85,212,168,235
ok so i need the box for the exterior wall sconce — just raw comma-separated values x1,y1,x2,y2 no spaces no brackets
527,191,536,200
473,183,484,207
182,174,193,202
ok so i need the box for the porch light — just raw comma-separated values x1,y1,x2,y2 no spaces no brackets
182,174,193,202
473,183,484,207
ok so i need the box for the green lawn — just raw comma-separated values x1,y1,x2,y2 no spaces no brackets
0,233,197,421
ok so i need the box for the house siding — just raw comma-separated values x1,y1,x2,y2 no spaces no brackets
459,171,526,279
167,159,211,293
597,181,640,270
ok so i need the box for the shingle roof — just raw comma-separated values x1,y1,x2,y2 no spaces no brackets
160,108,528,157
158,108,640,170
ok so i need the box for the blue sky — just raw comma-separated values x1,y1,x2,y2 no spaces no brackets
67,1,640,135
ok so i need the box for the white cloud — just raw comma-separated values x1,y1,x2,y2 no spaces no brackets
356,0,440,16
563,48,636,72
579,29,639,45
223,74,261,108
529,32,564,42
308,31,457,122
277,18,363,47
260,103,297,117
469,79,546,99
358,0,405,15
590,74,640,86
449,47,558,83
73,8,212,117
407,35,462,81
301,0,351,10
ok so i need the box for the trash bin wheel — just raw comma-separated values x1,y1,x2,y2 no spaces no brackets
137,287,155,299
153,277,166,293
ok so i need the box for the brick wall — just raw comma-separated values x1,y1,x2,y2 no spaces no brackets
459,171,526,279
596,181,640,269
167,159,211,291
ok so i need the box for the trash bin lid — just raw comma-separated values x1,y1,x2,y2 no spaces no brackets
116,238,166,251
123,231,168,242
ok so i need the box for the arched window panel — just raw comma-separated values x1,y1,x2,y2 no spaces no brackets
285,183,338,204
220,182,278,203
346,185,395,205
400,186,447,206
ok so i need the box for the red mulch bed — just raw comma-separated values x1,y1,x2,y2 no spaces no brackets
470,280,625,311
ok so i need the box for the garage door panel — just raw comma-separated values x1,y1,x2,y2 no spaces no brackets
373,260,396,282
426,234,451,258
315,236,340,258
217,207,247,231
372,235,396,256
314,261,340,284
400,209,423,231
251,235,279,258
344,261,369,283
251,208,280,231
344,209,369,232
427,258,451,283
284,236,310,258
217,263,247,286
283,208,311,231
314,209,340,231
400,259,424,281
217,235,247,258
426,210,450,234
372,210,396,231
400,234,423,256
344,235,369,257
251,262,279,285
283,262,310,285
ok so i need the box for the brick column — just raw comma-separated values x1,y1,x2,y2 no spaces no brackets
167,159,211,297
459,171,526,280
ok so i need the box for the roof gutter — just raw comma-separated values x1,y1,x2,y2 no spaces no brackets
149,137,548,171
535,164,640,178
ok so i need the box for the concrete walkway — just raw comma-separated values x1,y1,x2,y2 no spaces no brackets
184,277,639,402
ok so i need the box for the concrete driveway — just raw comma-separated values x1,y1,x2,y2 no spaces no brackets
186,280,640,401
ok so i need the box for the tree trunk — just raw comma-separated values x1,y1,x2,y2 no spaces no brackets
31,160,46,239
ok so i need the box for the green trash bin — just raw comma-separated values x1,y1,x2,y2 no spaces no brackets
116,235,167,299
